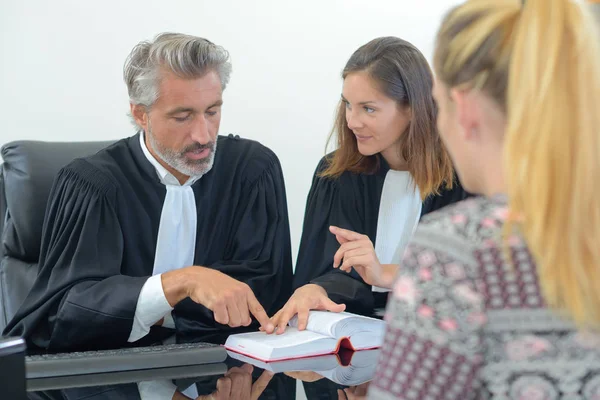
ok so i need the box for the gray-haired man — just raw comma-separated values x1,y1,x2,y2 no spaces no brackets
4,33,293,355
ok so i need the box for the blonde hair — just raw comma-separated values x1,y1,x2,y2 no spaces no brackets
435,0,600,327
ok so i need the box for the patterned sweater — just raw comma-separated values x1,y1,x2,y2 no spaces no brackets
369,195,600,400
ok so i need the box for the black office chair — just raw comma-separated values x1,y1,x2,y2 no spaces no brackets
0,140,114,332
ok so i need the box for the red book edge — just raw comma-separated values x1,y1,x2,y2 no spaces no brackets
223,336,380,363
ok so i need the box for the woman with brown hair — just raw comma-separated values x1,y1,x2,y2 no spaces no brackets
271,37,469,333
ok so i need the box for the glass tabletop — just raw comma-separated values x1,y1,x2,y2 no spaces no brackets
26,348,378,399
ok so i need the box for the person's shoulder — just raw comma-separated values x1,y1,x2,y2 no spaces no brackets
417,196,504,242
307,152,360,195
310,152,336,180
60,139,131,196
216,134,282,183
312,151,372,182
316,151,335,172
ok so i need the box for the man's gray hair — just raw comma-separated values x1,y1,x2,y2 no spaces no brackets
124,32,231,125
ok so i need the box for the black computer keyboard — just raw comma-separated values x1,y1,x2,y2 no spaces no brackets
26,342,227,378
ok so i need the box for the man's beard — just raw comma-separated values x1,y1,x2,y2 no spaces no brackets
146,123,217,179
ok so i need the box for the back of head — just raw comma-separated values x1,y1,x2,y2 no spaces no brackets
323,37,454,199
434,0,600,327
123,33,232,128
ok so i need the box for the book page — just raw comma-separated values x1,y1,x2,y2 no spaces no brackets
228,328,327,348
225,328,337,361
332,315,385,346
289,311,356,337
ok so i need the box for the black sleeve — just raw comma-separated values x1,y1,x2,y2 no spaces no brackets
3,162,147,351
173,155,293,339
309,270,375,315
293,158,375,314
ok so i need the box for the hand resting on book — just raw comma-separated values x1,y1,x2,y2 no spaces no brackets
269,284,346,334
225,311,385,362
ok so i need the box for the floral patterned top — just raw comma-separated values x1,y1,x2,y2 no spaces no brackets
368,195,600,400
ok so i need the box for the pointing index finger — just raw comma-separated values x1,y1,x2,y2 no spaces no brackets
330,226,365,241
247,292,274,333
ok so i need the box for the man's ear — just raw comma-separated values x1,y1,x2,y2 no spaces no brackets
130,103,149,131
450,88,478,141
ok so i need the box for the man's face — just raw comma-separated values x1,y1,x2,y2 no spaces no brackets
132,68,223,181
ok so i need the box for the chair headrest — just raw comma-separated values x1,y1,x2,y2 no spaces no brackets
1,140,114,261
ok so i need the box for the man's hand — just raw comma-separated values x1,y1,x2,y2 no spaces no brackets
269,284,345,334
330,226,397,288
162,267,274,333
196,364,274,400
337,382,370,400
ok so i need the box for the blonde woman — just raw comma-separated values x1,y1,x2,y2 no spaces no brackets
368,0,600,398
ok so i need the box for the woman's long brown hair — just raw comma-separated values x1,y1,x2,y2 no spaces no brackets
321,37,454,199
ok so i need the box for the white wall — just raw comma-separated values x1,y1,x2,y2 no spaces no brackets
0,0,459,263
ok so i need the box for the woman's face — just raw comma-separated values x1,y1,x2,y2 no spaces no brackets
342,71,411,165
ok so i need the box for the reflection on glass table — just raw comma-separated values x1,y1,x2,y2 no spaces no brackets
228,347,378,400
26,348,378,399
227,348,379,387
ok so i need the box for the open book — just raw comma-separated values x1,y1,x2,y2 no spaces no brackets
224,311,385,362
227,348,380,386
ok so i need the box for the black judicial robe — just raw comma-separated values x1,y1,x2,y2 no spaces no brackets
293,154,470,314
3,133,293,351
